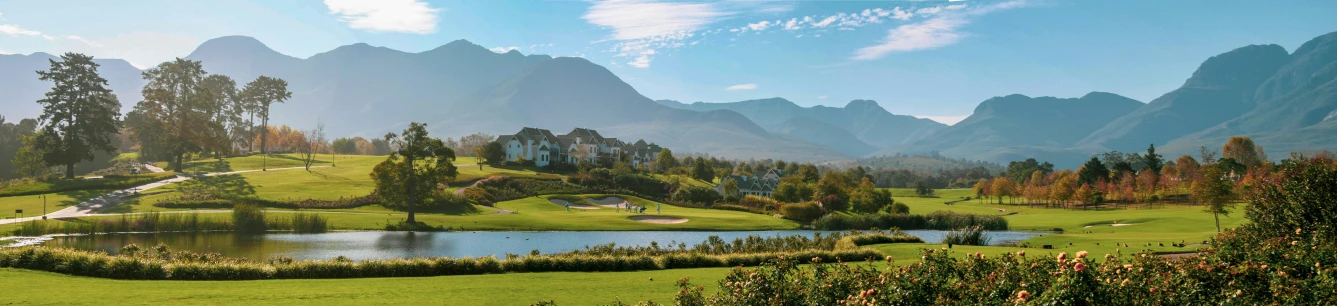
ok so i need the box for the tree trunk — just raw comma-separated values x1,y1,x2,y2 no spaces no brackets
406,154,416,224
65,163,75,179
174,153,184,173
1213,212,1221,233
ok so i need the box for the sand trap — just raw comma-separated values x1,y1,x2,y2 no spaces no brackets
628,216,688,224
1111,223,1135,227
587,197,628,208
548,199,598,210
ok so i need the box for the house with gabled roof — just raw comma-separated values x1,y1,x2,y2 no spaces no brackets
495,127,660,167
715,169,784,198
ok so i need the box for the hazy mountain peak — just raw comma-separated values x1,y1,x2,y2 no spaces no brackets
1184,44,1289,89
844,99,881,111
188,35,289,59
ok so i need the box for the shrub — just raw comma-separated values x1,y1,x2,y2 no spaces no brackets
738,195,780,211
286,213,329,233
11,212,234,236
811,211,1007,231
669,185,722,207
942,225,990,246
460,188,496,206
232,203,267,233
779,202,825,222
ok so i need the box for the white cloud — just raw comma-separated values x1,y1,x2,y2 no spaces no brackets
853,0,1027,60
746,20,772,31
489,46,520,53
783,18,801,30
585,0,729,68
0,48,12,55
584,0,728,40
0,24,42,37
726,84,757,90
915,115,969,125
891,7,913,21
811,15,839,28
324,0,440,34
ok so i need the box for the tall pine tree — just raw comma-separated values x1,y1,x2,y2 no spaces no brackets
34,53,123,178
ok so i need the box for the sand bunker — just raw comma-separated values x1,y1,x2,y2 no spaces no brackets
587,197,628,208
549,198,597,210
1084,223,1138,228
628,216,688,224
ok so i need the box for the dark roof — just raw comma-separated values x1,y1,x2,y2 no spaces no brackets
719,175,779,192
566,128,606,145
495,135,514,144
556,136,575,152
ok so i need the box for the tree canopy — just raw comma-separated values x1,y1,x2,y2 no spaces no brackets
33,52,123,178
370,122,457,223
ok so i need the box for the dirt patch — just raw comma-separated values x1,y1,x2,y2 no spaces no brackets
628,216,688,224
549,199,598,210
587,196,628,208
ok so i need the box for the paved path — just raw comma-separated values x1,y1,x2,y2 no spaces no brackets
452,178,514,215
0,164,321,225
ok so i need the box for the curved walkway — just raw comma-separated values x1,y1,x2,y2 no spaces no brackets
0,164,322,225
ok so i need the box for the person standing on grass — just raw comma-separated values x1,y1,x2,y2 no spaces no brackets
657,204,661,214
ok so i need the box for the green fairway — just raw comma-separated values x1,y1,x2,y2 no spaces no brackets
0,267,732,305
0,189,110,219
0,172,177,198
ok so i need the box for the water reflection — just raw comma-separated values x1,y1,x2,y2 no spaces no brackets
45,230,1045,261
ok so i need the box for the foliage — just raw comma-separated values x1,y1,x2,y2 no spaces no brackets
239,76,292,155
1193,165,1235,232
850,182,894,214
815,171,851,212
772,175,814,203
670,185,723,207
942,225,991,246
737,195,780,211
476,142,505,165
812,211,1008,231
1222,136,1267,168
33,53,123,178
885,202,910,215
1243,153,1337,238
371,122,457,223
779,202,824,222
1077,156,1110,186
12,133,51,179
232,203,268,233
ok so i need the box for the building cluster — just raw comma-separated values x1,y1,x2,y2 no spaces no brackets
714,169,784,198
494,127,663,167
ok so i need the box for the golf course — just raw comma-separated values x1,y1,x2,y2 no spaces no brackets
0,152,1253,305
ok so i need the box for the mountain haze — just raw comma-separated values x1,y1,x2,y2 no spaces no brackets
656,98,945,149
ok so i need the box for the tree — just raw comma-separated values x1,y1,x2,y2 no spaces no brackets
774,175,814,203
1192,165,1234,232
720,177,740,199
657,149,677,173
1221,136,1265,168
130,58,211,172
33,53,123,178
331,138,357,154
990,177,1015,204
914,181,934,197
972,179,988,203
851,179,893,214
370,122,457,224
371,138,391,155
199,74,239,158
297,122,326,170
816,171,851,212
796,164,820,183
691,157,714,182
0,116,39,179
475,142,505,166
885,202,910,215
12,133,50,178
240,76,291,159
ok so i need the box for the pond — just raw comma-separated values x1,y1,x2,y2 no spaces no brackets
43,230,1045,260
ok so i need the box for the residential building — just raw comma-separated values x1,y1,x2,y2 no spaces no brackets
494,127,659,167
715,169,784,198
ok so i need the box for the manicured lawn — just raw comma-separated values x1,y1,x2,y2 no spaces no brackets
156,153,386,174
0,172,178,197
0,189,111,219
0,267,732,305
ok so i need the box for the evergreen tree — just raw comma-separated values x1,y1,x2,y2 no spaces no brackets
33,53,123,178
129,58,209,172
239,76,291,158
1077,156,1110,186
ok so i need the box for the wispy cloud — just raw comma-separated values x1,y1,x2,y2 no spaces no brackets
489,46,519,53
584,0,730,68
854,1,1025,60
0,24,42,37
324,0,440,34
726,83,757,90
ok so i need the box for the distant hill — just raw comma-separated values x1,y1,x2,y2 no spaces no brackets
656,98,945,148
872,92,1142,167
836,152,1003,173
0,36,848,162
0,52,144,120
1078,44,1292,152
772,116,879,156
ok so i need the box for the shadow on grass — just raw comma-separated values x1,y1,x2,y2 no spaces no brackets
412,204,483,216
52,189,111,208
268,154,331,165
181,174,257,198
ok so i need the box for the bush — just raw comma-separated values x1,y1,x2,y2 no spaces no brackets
669,185,722,207
779,202,825,222
460,188,496,206
285,213,329,233
738,195,780,211
232,203,267,233
811,211,1007,231
942,225,990,246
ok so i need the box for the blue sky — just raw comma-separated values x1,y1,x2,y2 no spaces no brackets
2,0,1335,124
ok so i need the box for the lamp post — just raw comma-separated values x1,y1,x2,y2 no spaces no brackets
40,194,47,220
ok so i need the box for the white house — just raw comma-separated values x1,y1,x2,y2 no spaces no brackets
715,169,784,198
494,127,659,167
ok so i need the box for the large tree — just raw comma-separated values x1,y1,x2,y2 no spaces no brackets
475,141,505,166
199,74,240,158
33,53,123,178
1222,136,1266,168
371,122,457,223
657,148,677,173
1193,165,1235,232
239,76,291,157
130,58,210,172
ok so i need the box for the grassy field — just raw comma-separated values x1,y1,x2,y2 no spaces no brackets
0,172,177,198
0,189,111,219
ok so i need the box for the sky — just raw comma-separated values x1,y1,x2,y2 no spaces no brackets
2,0,1335,125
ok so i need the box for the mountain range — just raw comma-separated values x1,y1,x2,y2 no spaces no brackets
2,30,1336,167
